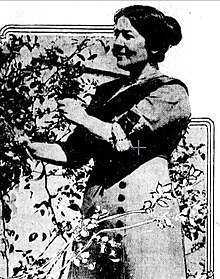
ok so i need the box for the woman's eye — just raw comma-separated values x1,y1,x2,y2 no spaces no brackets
123,32,134,40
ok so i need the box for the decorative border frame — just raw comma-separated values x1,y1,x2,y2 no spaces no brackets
0,25,114,38
1,25,214,278
190,118,214,277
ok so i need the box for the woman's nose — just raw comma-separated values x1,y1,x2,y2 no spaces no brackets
114,33,125,47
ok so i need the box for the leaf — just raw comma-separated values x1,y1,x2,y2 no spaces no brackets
40,209,45,216
6,229,15,237
61,211,65,217
196,143,205,150
189,165,195,176
9,244,14,253
56,48,63,54
24,183,30,190
34,201,50,209
15,234,19,241
162,183,172,193
188,177,196,185
34,203,41,209
157,199,169,208
26,250,32,254
72,192,81,200
164,217,175,228
68,204,80,211
156,182,163,195
13,266,23,276
200,153,205,160
42,233,47,241
193,231,199,240
77,54,85,61
34,35,38,44
27,35,31,42
3,202,12,223
74,60,81,68
29,232,38,242
34,163,46,181
163,193,172,200
194,170,202,177
143,200,152,210
88,53,97,60
98,39,106,48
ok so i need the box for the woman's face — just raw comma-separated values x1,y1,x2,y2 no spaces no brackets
113,16,149,71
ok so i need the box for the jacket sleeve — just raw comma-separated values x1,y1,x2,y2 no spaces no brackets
114,83,191,155
59,83,191,166
117,84,190,133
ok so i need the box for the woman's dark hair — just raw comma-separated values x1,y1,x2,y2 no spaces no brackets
114,5,182,63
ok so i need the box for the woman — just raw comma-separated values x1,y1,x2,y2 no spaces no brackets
27,5,191,279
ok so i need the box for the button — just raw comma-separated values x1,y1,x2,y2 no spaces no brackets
118,194,125,202
115,220,124,228
117,207,125,214
119,181,127,189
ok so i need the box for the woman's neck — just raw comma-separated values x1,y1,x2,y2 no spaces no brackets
129,62,158,81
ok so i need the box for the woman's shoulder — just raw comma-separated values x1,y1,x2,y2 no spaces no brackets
161,75,188,94
140,74,188,95
87,77,128,112
97,76,128,92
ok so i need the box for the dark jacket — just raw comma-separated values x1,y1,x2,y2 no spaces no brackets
60,71,191,188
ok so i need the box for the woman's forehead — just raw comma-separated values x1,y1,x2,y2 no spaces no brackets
115,16,132,30
114,16,138,33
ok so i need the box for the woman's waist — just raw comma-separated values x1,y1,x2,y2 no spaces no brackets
83,156,176,224
87,155,170,190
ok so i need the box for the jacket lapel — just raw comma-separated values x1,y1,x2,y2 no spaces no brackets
88,74,188,121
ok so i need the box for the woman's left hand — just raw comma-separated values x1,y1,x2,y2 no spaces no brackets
57,98,88,125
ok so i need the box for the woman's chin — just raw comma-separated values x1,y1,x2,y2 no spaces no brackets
116,61,130,71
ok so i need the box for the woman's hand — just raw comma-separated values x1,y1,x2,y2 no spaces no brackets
16,135,67,163
58,98,113,143
14,131,37,160
57,98,88,125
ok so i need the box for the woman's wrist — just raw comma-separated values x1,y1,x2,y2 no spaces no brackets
76,111,90,126
80,113,112,142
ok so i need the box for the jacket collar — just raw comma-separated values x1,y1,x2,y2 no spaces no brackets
129,63,162,84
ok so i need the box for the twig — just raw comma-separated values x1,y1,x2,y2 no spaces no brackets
42,162,67,243
53,216,159,277
58,251,67,279
78,217,158,257
2,242,70,279
35,233,59,260
97,209,149,224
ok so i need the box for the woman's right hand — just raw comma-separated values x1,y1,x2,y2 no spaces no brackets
57,98,88,125
14,129,67,164
16,134,38,160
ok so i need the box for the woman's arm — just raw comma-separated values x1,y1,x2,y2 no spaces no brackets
25,99,113,165
58,98,113,142
57,98,132,152
27,142,67,164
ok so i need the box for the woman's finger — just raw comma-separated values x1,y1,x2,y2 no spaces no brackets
57,100,66,107
57,99,78,108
